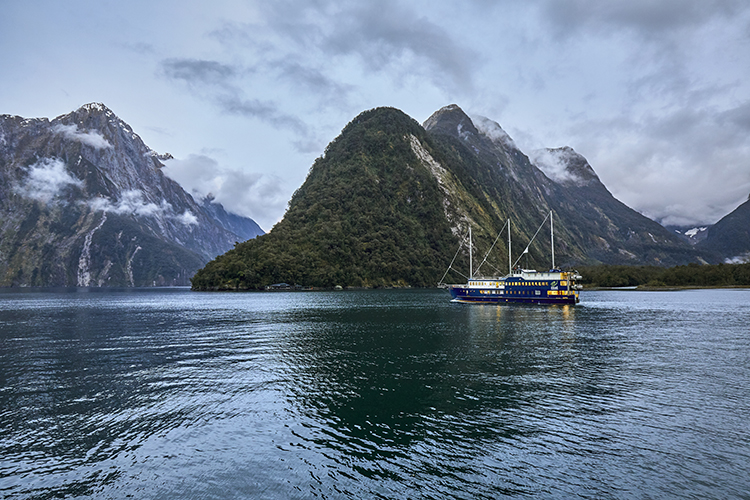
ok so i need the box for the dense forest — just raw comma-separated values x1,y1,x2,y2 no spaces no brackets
190,108,464,290
579,263,750,288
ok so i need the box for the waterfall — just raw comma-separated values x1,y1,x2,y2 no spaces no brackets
77,213,107,287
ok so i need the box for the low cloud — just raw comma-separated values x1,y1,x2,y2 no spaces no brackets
88,189,164,217
162,154,286,230
52,124,112,149
572,101,750,226
14,158,83,203
87,189,198,226
529,148,581,185
725,252,750,264
14,159,197,226
175,210,199,226
472,115,518,150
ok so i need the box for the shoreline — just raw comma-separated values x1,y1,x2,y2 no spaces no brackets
585,285,750,291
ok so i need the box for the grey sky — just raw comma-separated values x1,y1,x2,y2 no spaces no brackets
2,0,749,230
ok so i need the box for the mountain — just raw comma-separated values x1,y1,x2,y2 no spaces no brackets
424,105,708,266
666,225,711,245
192,108,460,290
191,104,710,291
0,103,263,287
697,195,750,263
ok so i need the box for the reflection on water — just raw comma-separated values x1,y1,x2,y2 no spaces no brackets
1,288,749,499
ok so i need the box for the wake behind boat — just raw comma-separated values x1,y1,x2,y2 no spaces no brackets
440,212,582,305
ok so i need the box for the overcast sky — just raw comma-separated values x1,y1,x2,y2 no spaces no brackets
3,0,750,230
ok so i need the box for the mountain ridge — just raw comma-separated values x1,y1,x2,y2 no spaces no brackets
424,104,709,267
191,104,715,291
0,103,263,286
697,195,750,263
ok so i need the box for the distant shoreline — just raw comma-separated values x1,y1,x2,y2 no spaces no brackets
3,285,750,293
585,285,750,291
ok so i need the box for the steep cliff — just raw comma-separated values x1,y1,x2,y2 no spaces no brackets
0,103,263,286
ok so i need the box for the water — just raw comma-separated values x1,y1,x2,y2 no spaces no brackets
1,288,749,499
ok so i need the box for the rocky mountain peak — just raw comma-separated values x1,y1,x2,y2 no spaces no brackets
57,102,120,127
423,104,479,140
52,102,140,151
423,104,539,187
0,103,264,287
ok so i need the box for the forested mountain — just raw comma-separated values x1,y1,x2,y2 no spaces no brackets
192,108,459,289
191,105,712,290
0,103,263,286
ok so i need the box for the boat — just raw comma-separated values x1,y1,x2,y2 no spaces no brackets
440,212,582,305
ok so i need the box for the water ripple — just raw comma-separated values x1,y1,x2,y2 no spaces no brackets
1,288,749,498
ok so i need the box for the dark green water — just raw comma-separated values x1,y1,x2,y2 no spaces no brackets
1,288,749,499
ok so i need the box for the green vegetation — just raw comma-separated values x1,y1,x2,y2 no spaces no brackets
191,108,463,290
580,263,750,288
192,105,737,292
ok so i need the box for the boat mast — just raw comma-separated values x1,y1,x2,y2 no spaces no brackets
550,210,555,270
469,226,473,279
508,218,511,275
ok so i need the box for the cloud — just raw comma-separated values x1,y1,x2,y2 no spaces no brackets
571,101,750,226
120,41,156,55
175,210,199,226
472,115,518,150
14,158,83,203
319,1,477,92
477,0,750,226
87,189,198,226
159,57,315,148
87,189,163,216
216,94,310,136
162,154,286,230
528,148,580,185
725,252,750,264
246,0,478,93
202,0,479,111
161,58,238,88
275,60,354,108
15,160,197,226
535,0,747,38
721,101,750,131
52,124,112,149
